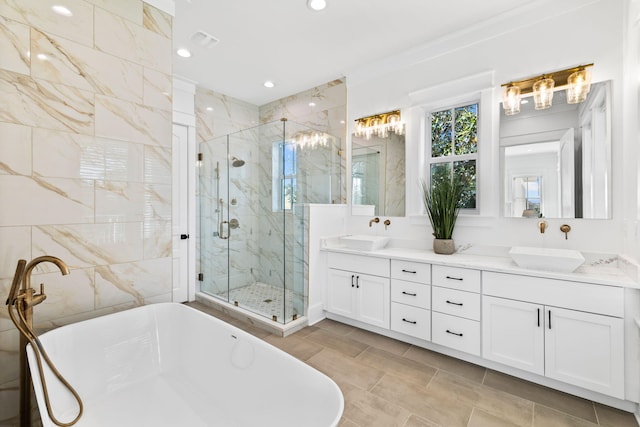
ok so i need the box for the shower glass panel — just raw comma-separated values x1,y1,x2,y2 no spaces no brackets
199,119,340,324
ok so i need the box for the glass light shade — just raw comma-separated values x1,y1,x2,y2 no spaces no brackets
533,77,554,110
567,69,591,104
502,85,521,115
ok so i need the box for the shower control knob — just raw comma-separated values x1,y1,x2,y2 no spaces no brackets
180,234,190,240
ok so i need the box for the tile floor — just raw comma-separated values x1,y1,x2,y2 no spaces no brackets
212,282,299,322
187,301,639,427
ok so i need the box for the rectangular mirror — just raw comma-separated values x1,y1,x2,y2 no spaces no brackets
351,132,405,216
500,80,611,219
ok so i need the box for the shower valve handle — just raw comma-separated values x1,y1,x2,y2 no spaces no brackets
180,234,189,240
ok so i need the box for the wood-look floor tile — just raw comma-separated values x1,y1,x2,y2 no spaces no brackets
429,371,533,427
307,348,385,391
593,402,638,427
314,318,358,336
305,328,368,357
533,404,599,427
339,418,360,427
346,328,412,356
356,347,436,386
483,370,597,423
371,374,473,427
402,345,486,383
402,415,440,427
342,387,411,427
263,334,323,361
468,408,523,427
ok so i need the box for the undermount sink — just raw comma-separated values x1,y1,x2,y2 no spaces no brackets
340,235,390,251
509,246,585,273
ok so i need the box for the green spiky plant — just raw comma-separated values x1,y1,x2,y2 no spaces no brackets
421,176,464,240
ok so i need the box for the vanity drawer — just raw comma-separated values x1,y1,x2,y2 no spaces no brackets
432,287,480,321
391,279,431,309
482,271,624,317
391,302,431,341
432,312,480,356
328,252,390,277
432,265,481,293
391,260,431,284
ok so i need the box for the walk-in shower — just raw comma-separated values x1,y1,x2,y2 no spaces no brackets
198,119,341,326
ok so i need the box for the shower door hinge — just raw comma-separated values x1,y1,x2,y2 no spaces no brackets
197,152,203,161
197,273,203,281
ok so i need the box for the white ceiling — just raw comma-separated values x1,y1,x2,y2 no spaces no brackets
173,0,536,106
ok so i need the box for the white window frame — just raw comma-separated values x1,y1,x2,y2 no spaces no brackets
425,99,481,214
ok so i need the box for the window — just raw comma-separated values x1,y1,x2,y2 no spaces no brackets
428,103,478,210
513,176,542,217
273,141,296,211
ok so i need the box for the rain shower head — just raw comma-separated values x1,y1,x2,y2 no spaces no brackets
231,156,245,167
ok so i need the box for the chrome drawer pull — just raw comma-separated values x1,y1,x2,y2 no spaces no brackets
402,269,417,274
446,300,463,306
445,275,463,281
402,291,417,296
446,329,463,337
402,318,417,324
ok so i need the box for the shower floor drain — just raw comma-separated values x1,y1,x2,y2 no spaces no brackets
263,298,273,303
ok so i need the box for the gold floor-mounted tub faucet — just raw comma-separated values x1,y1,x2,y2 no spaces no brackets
6,256,83,427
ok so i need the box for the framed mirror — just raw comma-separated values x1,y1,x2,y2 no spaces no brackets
351,132,406,216
500,80,611,219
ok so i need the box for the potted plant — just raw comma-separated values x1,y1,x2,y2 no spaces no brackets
421,176,464,254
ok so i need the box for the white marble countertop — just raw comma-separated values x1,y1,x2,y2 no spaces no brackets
321,237,640,289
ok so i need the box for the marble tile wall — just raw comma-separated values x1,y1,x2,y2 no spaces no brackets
0,1,172,424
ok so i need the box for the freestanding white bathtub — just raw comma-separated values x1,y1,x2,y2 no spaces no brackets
27,303,344,427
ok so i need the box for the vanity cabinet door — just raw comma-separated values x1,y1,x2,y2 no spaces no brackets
327,268,390,328
482,296,544,375
327,269,357,319
355,273,390,329
545,307,624,399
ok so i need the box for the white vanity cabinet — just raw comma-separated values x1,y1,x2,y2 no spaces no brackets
326,253,390,329
482,271,625,399
390,260,431,341
430,265,481,355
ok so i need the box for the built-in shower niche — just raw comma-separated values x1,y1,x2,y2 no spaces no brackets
198,119,341,326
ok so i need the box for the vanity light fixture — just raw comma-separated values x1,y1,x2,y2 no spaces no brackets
291,130,329,150
307,0,327,11
500,63,593,115
354,110,405,140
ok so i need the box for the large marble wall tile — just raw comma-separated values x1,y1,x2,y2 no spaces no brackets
0,16,29,75
94,257,171,308
143,3,171,39
0,227,30,280
95,8,171,74
103,138,144,182
95,180,145,223
144,183,171,221
31,28,144,103
143,68,172,111
0,122,31,176
0,70,94,135
33,129,102,179
33,223,144,269
0,329,18,383
144,145,171,184
95,95,171,146
143,220,171,258
0,0,94,47
195,87,259,142
87,0,143,24
0,176,94,226
30,268,95,326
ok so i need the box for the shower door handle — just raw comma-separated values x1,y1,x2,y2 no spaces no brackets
219,220,229,240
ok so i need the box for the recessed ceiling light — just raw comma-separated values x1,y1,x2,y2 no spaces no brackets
308,102,316,107
521,99,529,104
264,81,275,88
307,0,327,11
52,5,73,17
206,107,214,111
176,48,192,58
